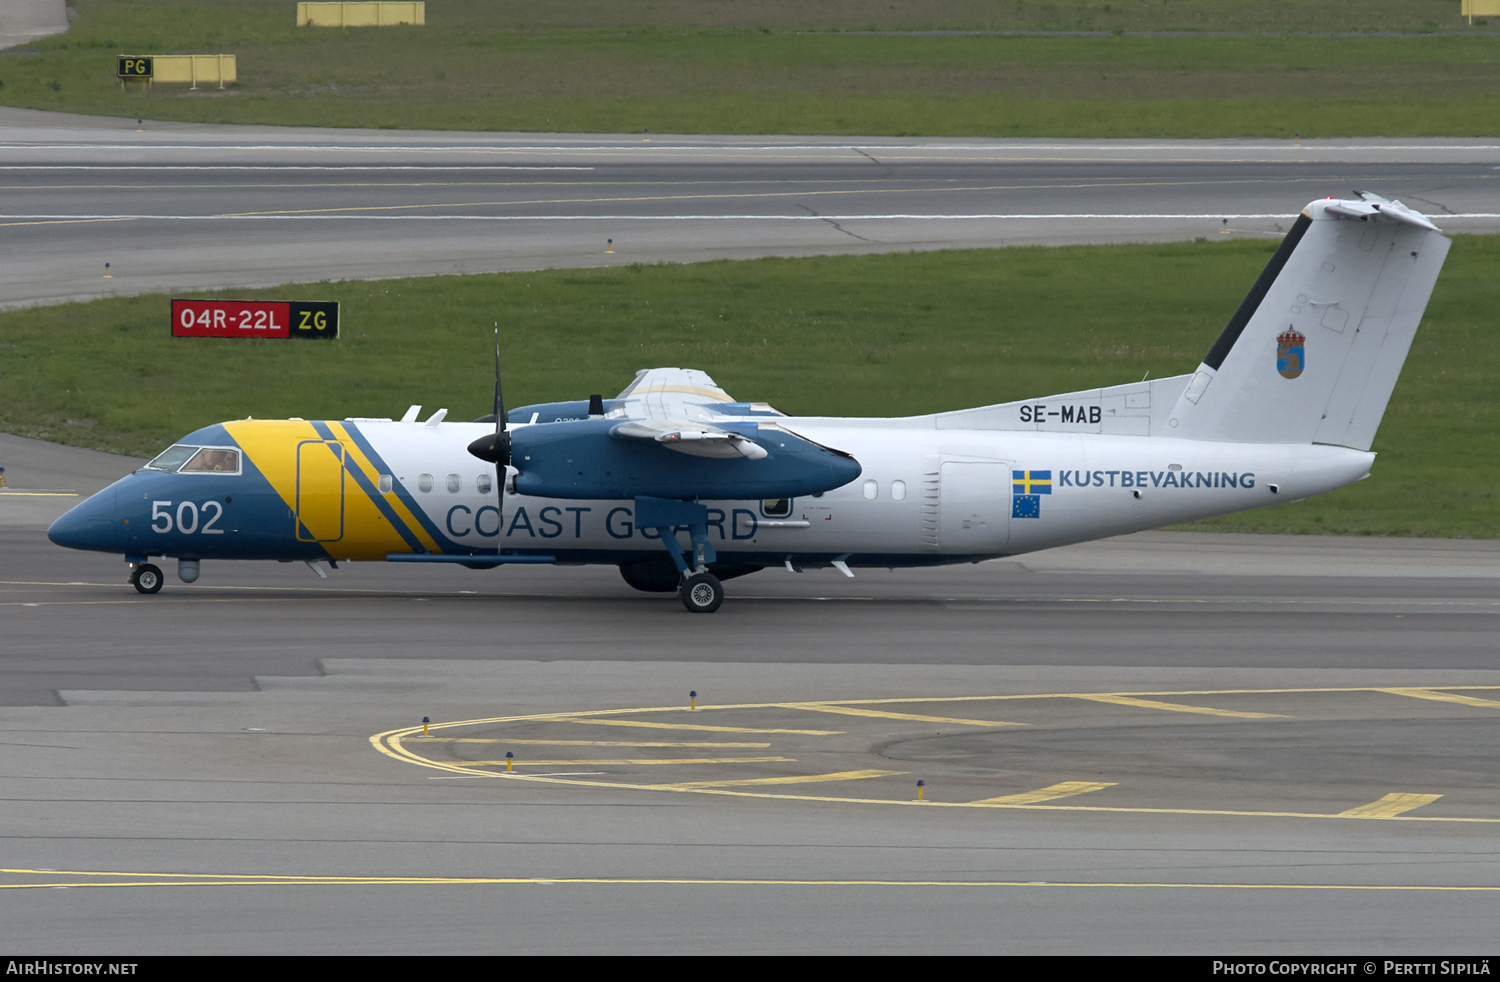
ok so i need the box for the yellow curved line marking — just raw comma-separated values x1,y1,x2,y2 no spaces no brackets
470,757,796,767
1378,688,1500,709
1339,794,1443,819
410,739,772,748
973,782,1116,806
648,770,904,790
370,690,1500,823
1072,695,1286,719
556,718,841,735
792,703,1019,726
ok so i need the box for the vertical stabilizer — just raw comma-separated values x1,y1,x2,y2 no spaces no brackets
1167,194,1450,449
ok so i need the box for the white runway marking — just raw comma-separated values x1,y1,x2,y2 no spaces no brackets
3,212,1496,222
0,165,595,171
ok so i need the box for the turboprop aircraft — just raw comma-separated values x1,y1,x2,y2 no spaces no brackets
48,192,1449,612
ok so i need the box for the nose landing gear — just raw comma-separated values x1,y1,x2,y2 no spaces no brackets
130,563,163,594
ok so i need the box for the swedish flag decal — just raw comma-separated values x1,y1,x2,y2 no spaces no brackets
1012,469,1050,519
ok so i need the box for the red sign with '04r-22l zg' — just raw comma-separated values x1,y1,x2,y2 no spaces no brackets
171,299,339,339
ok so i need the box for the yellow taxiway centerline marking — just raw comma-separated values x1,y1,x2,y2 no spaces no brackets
1377,688,1500,710
223,179,1239,218
553,718,841,736
0,217,135,228
408,738,772,748
3,867,1499,893
790,703,1020,727
1071,694,1287,719
1338,793,1444,819
650,769,905,790
0,491,78,496
972,781,1118,805
470,757,795,767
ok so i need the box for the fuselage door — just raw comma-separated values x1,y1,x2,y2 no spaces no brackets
938,460,1011,553
295,439,345,542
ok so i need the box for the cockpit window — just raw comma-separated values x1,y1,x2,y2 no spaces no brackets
145,445,199,473
145,445,242,475
179,448,241,474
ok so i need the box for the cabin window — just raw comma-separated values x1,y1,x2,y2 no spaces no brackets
446,473,462,493
891,480,907,501
862,480,878,500
418,473,434,493
179,448,241,475
762,498,791,517
476,473,492,495
145,445,199,473
378,474,393,494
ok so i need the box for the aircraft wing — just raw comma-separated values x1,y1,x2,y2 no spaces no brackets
613,368,736,423
609,368,766,459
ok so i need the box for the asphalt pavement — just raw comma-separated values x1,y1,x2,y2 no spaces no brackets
0,106,1495,308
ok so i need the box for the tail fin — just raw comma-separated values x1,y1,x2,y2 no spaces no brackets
1167,193,1450,449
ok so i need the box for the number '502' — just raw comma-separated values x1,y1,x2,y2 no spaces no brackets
151,500,225,534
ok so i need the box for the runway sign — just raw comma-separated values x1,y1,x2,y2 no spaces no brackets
172,300,340,340
118,55,236,87
117,57,152,79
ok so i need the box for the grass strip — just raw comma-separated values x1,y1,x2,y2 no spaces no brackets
1,2,1497,137
2,236,1497,537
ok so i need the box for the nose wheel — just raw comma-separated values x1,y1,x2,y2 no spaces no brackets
679,572,723,613
130,563,163,595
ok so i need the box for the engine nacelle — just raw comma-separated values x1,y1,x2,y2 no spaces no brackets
508,418,861,500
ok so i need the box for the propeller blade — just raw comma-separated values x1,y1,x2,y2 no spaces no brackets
469,324,512,549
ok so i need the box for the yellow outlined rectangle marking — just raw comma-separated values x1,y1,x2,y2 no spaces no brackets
472,757,795,767
1377,688,1500,710
1338,793,1443,819
408,738,771,748
792,703,1019,727
973,781,1117,805
555,718,840,736
653,769,905,790
1073,695,1285,719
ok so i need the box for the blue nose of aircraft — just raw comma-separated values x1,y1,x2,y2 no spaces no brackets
48,486,122,552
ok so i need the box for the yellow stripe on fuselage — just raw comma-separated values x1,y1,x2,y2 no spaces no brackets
222,419,437,560
325,421,443,557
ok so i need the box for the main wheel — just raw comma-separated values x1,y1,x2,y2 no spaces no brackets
679,572,723,613
131,563,163,595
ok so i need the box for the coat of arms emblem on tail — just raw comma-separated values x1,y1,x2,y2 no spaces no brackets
1276,327,1306,379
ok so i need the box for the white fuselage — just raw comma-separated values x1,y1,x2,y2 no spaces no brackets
363,417,1372,564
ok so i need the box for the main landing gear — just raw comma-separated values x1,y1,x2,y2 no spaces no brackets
130,563,163,594
635,496,726,614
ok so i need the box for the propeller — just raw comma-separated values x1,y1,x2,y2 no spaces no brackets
467,326,511,512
